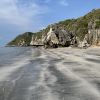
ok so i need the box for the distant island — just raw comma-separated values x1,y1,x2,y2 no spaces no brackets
7,9,100,48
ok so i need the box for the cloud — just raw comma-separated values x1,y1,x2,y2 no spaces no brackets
59,0,69,6
0,0,48,31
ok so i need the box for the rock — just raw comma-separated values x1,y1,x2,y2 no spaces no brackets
71,36,80,47
30,36,43,46
30,35,34,46
85,20,100,46
42,26,73,48
42,26,59,48
57,28,71,46
18,39,26,46
78,40,90,48
42,25,79,48
46,27,59,44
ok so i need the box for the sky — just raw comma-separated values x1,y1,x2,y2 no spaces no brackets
0,0,100,46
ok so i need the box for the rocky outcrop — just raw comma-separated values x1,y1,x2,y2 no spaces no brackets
42,26,78,48
18,39,26,46
42,27,59,48
30,36,43,46
30,36,34,46
33,39,43,46
7,9,100,48
84,20,100,46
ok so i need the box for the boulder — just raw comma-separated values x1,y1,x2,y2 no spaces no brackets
42,26,76,48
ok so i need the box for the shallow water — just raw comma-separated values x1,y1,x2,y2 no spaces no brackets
0,47,100,100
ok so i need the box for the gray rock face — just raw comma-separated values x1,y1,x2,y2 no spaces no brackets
42,26,76,48
85,20,100,46
30,19,100,48
56,29,71,46
30,36,34,46
18,39,27,47
42,27,59,48
30,36,43,46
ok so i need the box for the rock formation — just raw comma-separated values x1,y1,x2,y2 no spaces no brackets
18,39,26,46
7,9,100,48
84,20,100,46
30,35,43,46
42,26,59,48
42,26,77,48
30,35,34,46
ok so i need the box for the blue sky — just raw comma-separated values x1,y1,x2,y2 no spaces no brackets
0,0,100,46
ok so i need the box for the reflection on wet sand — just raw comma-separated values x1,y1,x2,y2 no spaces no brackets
0,47,100,100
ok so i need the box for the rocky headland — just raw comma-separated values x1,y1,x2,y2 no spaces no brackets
7,9,100,48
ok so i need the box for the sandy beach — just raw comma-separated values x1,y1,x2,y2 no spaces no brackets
0,47,100,100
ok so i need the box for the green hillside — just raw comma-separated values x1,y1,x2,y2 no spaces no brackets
8,32,34,46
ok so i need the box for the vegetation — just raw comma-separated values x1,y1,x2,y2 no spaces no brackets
95,20,100,29
8,32,34,46
8,8,100,46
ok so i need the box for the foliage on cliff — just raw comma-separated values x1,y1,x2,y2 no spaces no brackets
8,32,34,46
57,9,100,40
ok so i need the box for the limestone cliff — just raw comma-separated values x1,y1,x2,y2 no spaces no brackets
42,26,77,48
87,20,100,46
7,9,100,48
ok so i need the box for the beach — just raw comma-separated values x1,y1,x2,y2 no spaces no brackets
0,47,100,100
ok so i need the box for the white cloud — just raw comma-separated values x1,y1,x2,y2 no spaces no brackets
0,0,48,30
59,0,69,6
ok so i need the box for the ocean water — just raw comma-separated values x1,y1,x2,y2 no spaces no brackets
0,47,100,100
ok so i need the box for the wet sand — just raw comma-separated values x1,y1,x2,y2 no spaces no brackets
0,47,100,100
